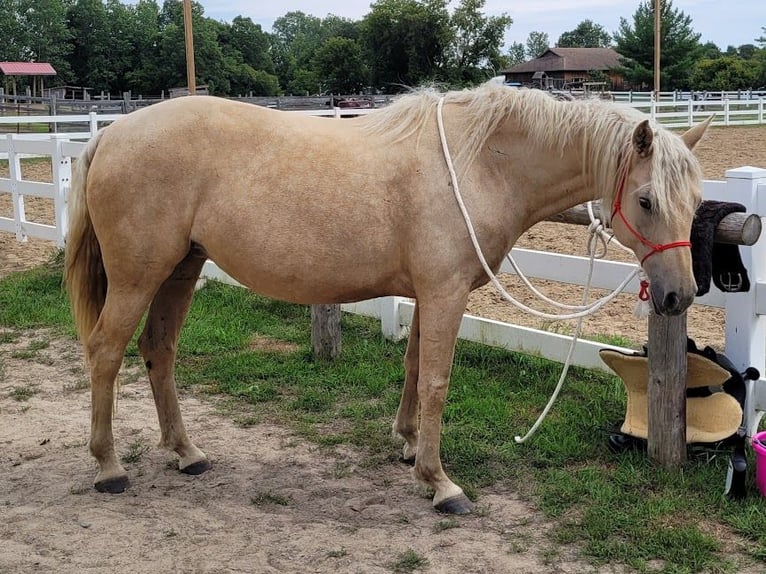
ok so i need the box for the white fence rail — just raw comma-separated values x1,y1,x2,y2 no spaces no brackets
2,132,765,434
0,95,765,135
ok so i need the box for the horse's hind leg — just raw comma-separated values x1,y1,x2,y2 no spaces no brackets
88,288,158,493
137,248,210,475
393,302,420,464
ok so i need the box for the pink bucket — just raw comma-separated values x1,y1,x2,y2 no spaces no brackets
753,431,766,497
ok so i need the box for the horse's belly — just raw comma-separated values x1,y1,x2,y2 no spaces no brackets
205,249,410,305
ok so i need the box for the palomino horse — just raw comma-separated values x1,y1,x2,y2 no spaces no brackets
65,83,710,514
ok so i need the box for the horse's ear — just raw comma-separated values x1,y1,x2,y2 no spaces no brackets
681,115,713,150
632,120,654,158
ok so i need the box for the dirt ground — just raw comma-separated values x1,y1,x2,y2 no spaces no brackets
1,125,765,573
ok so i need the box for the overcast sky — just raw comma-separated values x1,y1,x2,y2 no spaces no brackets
197,0,765,51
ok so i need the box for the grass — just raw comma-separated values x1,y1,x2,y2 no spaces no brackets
0,260,765,573
8,383,38,401
250,491,293,506
389,549,429,573
121,440,150,464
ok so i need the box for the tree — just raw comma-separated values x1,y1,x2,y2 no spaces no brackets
525,31,549,59
700,41,721,60
507,41,526,66
3,0,74,84
0,0,30,61
271,11,360,93
123,0,163,95
312,37,369,94
443,0,512,85
226,16,274,75
689,56,759,90
557,19,611,48
737,44,758,60
68,0,135,94
614,0,703,90
361,0,451,91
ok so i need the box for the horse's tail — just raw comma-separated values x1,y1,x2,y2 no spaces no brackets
63,130,107,356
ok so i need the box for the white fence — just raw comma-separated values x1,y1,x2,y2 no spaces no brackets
1,128,765,435
0,95,765,137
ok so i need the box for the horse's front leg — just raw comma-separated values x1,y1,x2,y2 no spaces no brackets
393,302,420,464
412,294,473,514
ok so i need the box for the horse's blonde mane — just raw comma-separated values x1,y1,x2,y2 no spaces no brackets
359,83,702,223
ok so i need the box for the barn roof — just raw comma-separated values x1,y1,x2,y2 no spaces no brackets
502,48,623,74
0,62,57,76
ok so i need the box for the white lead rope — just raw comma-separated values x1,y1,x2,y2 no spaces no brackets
435,96,640,443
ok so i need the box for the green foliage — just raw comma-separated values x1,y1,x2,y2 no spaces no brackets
0,0,74,82
507,41,526,67
312,37,369,94
614,0,704,90
361,0,451,91
442,0,513,86
689,56,760,90
556,19,612,48
525,31,550,59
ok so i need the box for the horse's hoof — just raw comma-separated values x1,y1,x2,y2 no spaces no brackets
94,474,129,494
180,458,212,476
434,494,474,515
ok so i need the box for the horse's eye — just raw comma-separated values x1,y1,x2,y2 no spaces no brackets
639,197,652,212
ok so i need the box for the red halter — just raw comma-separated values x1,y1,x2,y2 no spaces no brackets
610,164,692,301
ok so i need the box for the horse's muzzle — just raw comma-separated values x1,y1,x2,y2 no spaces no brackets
650,282,696,316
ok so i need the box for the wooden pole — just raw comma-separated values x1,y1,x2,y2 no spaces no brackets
182,0,196,96
548,204,762,246
647,312,688,468
654,0,661,96
311,304,342,360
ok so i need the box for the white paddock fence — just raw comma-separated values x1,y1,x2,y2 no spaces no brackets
1,128,766,439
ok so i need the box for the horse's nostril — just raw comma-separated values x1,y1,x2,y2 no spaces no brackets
663,291,680,312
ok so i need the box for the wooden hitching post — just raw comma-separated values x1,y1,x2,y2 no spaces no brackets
647,311,688,467
311,304,342,360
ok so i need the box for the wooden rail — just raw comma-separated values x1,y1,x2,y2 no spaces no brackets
549,203,762,246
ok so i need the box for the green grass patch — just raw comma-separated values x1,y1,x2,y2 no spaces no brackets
0,263,764,572
8,383,39,401
389,549,429,573
250,491,292,506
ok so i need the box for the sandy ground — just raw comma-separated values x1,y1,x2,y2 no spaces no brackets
1,332,598,574
1,125,765,573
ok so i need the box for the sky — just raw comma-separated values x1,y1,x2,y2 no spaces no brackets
197,0,765,51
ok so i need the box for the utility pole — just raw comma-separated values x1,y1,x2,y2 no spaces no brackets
183,0,196,95
654,0,661,97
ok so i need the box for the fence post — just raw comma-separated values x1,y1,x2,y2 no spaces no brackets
647,312,688,467
51,139,71,247
687,98,693,126
311,304,341,360
759,98,764,124
717,168,766,375
380,296,407,340
89,111,98,136
724,98,730,126
6,135,27,243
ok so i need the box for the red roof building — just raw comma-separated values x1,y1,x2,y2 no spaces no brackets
0,62,57,75
0,61,57,97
